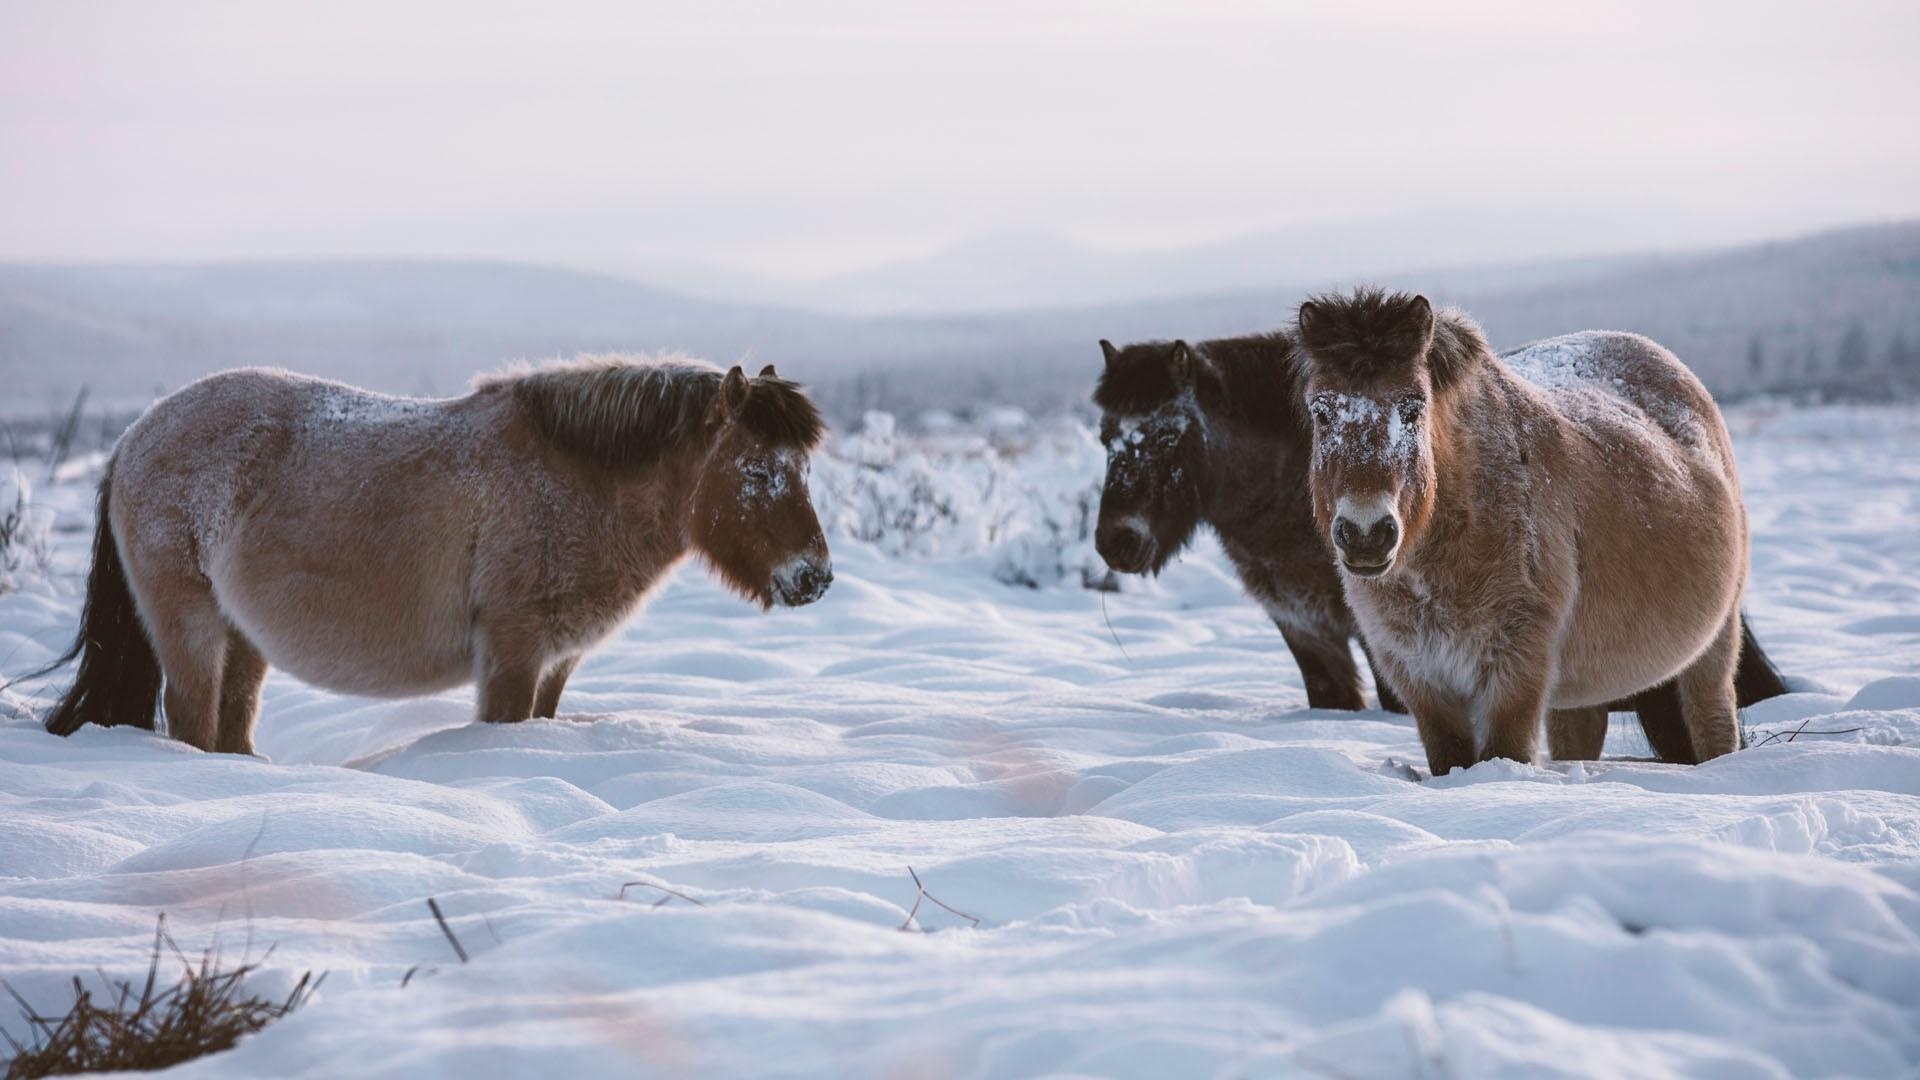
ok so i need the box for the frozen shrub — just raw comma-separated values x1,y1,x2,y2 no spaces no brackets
0,465,54,597
811,411,1109,588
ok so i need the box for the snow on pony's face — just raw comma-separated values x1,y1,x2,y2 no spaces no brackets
1091,340,1208,576
1295,293,1443,580
692,367,832,609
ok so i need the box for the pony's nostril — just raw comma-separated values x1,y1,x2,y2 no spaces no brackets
1335,515,1399,561
1098,526,1145,566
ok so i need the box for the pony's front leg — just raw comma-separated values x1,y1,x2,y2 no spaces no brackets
1395,679,1476,778
475,642,541,724
1278,624,1366,711
1481,670,1550,766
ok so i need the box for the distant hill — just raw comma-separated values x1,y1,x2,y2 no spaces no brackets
2,222,1915,423
776,217,1653,316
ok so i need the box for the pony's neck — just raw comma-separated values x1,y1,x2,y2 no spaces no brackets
1199,417,1306,545
606,437,716,571
1193,335,1311,542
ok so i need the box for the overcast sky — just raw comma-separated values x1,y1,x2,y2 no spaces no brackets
4,0,1918,283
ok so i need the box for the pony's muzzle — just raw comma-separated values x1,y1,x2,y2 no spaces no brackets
1333,508,1400,577
771,554,833,607
1096,521,1152,574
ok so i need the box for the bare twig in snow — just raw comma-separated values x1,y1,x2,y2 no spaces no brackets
1750,717,1866,748
899,866,982,932
425,898,468,964
1100,590,1133,665
618,881,706,909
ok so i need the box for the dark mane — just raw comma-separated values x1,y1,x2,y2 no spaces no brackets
487,355,825,469
1294,286,1490,390
1092,333,1303,432
1093,340,1186,415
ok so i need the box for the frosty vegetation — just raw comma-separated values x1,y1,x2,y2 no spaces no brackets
811,409,1112,591
0,466,52,597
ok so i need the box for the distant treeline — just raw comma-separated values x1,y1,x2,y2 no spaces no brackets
1737,323,1918,400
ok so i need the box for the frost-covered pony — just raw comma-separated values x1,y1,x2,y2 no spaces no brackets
41,357,832,755
1094,334,1404,711
1294,289,1758,773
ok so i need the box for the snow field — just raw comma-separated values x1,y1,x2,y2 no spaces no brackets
0,404,1916,1077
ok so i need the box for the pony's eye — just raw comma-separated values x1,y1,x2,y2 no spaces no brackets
1397,399,1426,425
1309,400,1335,426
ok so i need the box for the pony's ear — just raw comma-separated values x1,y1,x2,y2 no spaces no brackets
1295,301,1320,343
1406,295,1436,345
758,363,779,379
720,365,751,417
1099,339,1119,367
1169,340,1199,385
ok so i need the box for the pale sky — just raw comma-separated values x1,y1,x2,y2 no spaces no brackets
3,0,1918,282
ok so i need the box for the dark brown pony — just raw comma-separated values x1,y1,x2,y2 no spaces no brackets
40,356,832,755
1094,334,1402,711
1094,331,1784,758
1293,289,1774,772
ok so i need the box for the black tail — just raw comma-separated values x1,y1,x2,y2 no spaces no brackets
1629,612,1789,764
1732,616,1789,704
38,461,163,735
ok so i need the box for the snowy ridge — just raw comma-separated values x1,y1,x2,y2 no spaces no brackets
0,404,1917,1077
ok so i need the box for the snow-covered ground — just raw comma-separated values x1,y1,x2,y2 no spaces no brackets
2,403,1918,1078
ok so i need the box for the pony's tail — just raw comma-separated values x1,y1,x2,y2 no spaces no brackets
1732,616,1789,705
40,461,162,736
1631,611,1788,764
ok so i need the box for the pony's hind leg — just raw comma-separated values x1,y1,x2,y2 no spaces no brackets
216,630,269,755
532,655,580,719
143,592,230,752
1547,706,1608,761
1278,624,1366,710
1675,610,1742,762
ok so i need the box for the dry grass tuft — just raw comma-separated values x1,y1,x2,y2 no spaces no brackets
2,916,320,1079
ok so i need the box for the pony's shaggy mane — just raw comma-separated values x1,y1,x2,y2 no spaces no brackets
486,355,825,469
1093,340,1186,416
1093,333,1303,431
1295,287,1490,391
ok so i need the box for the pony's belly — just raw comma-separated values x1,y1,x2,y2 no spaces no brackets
257,632,472,698
208,541,476,698
233,602,474,697
1550,615,1720,708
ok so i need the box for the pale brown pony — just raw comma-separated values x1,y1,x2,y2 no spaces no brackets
40,356,831,755
1294,289,1751,773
